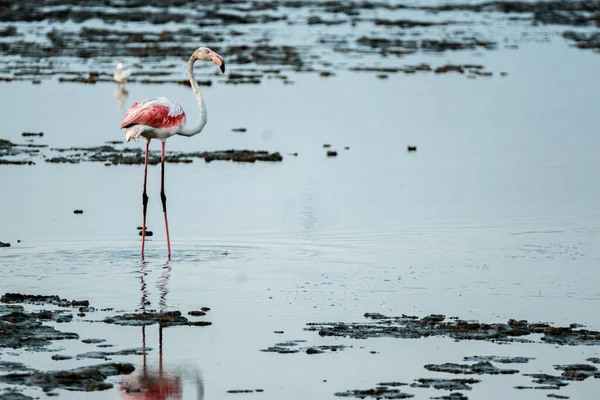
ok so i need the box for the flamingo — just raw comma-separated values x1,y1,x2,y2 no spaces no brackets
120,47,225,258
114,61,131,87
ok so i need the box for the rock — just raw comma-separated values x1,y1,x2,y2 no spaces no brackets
73,210,83,214
308,313,600,345
335,387,414,398
51,355,73,361
410,378,479,391
327,151,337,157
0,242,10,248
0,362,135,392
188,310,206,316
424,362,519,375
81,339,105,344
463,356,534,364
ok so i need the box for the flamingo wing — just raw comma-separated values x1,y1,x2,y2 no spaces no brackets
120,98,185,130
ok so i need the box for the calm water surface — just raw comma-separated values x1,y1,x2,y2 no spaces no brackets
1,40,599,399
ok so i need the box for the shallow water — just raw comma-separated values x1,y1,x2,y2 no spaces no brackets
1,33,600,399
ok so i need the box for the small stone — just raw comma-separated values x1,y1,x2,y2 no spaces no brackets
326,151,337,157
407,146,417,152
187,311,206,316
73,210,83,214
51,354,73,361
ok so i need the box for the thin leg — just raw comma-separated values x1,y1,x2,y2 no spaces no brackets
141,140,149,258
160,141,171,259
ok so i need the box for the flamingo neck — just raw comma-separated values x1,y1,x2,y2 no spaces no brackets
177,55,207,137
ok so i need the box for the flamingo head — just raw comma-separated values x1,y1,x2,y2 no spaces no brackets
193,47,225,73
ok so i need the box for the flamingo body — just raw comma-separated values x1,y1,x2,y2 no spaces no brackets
120,46,225,259
121,98,186,142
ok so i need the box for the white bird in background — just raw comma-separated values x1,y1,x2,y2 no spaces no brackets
113,61,131,87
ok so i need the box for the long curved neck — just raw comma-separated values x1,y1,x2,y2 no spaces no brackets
177,55,207,137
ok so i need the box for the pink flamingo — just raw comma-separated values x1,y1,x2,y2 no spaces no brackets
120,47,225,258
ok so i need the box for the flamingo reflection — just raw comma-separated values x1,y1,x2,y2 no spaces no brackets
119,261,204,399
114,87,129,111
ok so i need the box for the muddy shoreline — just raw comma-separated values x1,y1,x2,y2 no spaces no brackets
2,293,599,398
0,0,598,85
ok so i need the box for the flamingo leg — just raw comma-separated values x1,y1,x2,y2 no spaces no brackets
141,140,150,258
160,141,171,259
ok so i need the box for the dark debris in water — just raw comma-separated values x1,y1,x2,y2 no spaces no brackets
76,347,149,361
0,0,599,84
0,390,34,400
0,362,135,392
431,393,469,400
553,363,599,381
261,341,349,355
0,310,79,349
335,386,414,398
424,362,519,375
463,355,534,364
306,313,600,345
1,293,89,308
410,378,480,391
104,310,212,327
46,146,283,165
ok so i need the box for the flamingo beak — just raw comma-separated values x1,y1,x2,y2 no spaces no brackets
211,53,225,73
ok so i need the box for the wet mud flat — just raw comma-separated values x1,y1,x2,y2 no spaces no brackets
2,293,600,399
298,312,598,398
0,0,599,85
0,138,283,166
0,293,212,398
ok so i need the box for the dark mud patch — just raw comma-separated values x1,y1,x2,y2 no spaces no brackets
0,311,79,350
335,386,414,398
463,355,534,364
554,363,599,381
519,373,569,390
356,36,496,53
227,389,264,394
350,63,495,78
261,340,349,355
307,312,600,345
51,355,73,361
0,390,33,400
76,348,149,361
1,293,88,308
104,310,212,327
410,378,480,390
0,362,33,373
44,145,283,165
562,31,600,50
0,362,134,392
0,139,45,166
425,362,519,375
1,0,598,84
431,394,468,400
81,338,105,344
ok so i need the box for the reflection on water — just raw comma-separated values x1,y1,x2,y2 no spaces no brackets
120,260,204,399
114,87,129,111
